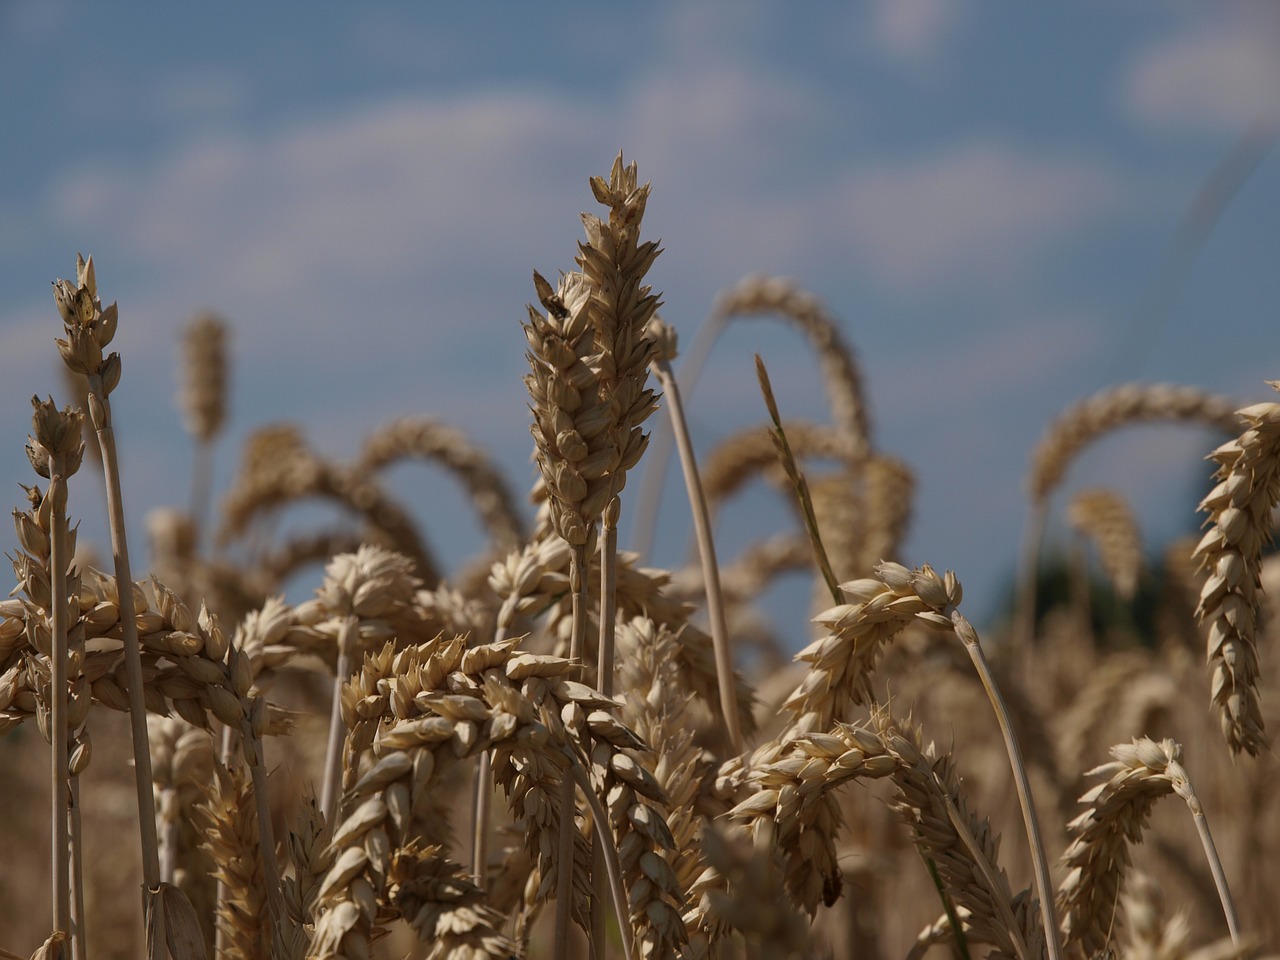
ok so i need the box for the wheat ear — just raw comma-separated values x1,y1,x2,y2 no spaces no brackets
1067,488,1144,601
1194,387,1280,755
178,313,228,550
52,255,164,950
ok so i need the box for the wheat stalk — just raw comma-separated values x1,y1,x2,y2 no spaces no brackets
53,256,164,949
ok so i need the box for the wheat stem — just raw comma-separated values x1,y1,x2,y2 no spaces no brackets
654,358,743,753
320,616,358,826
48,473,70,954
952,612,1063,960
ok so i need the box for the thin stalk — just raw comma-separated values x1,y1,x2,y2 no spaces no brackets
951,612,1063,960
555,546,590,958
189,438,213,555
753,356,841,603
320,616,358,826
1183,790,1240,941
239,706,286,929
214,723,235,958
563,745,634,960
68,779,86,960
654,359,743,753
470,752,492,885
49,471,71,953
923,857,970,960
591,502,620,959
90,410,162,931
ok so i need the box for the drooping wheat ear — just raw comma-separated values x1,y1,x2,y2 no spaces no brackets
52,255,164,941
255,528,367,592
1028,384,1240,505
1067,488,1144,601
701,420,856,514
782,560,962,735
197,760,269,960
727,719,900,916
712,276,871,457
1058,738,1239,959
313,544,423,825
1017,383,1241,652
1194,389,1280,756
883,714,1042,960
357,417,526,553
705,533,811,603
616,617,712,955
218,424,438,583
148,716,217,947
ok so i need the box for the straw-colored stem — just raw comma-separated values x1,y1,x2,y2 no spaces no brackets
1185,791,1240,941
591,503,620,958
654,359,743,753
753,356,841,604
49,474,71,953
555,546,589,958
90,410,162,929
952,613,1062,960
240,710,286,929
563,745,635,960
471,751,492,886
68,778,86,960
320,616,358,826
1014,504,1046,676
189,437,213,554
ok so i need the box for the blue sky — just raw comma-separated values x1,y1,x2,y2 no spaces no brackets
1,1,1278,635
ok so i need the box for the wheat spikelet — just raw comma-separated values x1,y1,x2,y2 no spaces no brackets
1068,488,1144,600
1028,384,1240,505
489,534,758,741
1194,389,1280,755
282,789,332,948
197,760,268,959
357,418,526,553
178,313,228,444
708,275,871,463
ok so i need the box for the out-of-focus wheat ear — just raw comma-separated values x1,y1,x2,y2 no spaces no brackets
357,417,526,553
952,613,1063,960
700,420,855,518
178,313,228,550
859,453,915,571
1068,488,1144,601
28,396,84,958
633,274,871,561
1056,738,1240,960
1195,389,1280,756
754,355,841,603
1017,383,1241,659
649,319,743,753
52,256,164,945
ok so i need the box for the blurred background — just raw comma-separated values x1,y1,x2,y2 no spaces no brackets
1,0,1278,633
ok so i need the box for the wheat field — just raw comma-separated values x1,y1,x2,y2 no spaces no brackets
0,155,1276,960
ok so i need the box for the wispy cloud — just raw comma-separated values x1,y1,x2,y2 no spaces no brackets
830,141,1124,294
1123,8,1280,132
869,0,961,64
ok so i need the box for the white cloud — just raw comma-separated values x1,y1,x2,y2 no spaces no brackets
870,0,960,63
1124,11,1280,132
831,141,1123,293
